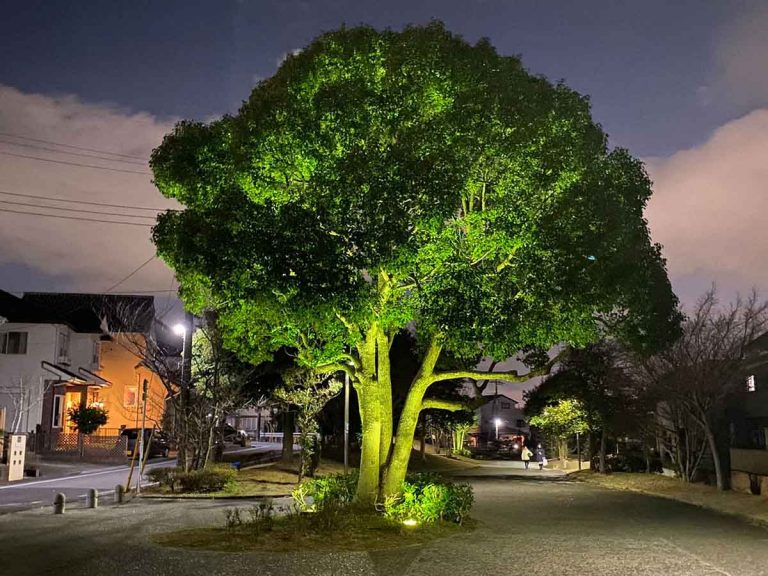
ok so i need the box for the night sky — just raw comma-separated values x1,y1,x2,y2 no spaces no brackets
1,0,768,364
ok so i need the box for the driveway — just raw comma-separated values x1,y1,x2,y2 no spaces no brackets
1,478,767,575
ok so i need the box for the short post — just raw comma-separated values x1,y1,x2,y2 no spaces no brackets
53,493,66,514
114,484,125,504
86,488,98,509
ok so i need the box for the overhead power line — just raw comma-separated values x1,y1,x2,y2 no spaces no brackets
0,131,149,161
0,189,175,212
0,150,152,175
0,139,149,166
104,255,158,293
0,206,155,227
0,199,157,220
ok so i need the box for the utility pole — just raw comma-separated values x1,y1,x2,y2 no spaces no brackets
137,378,148,494
343,371,350,474
179,311,193,470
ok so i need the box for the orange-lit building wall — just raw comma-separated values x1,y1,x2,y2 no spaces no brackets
87,334,168,431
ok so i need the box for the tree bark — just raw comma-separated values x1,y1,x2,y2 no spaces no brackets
703,419,725,490
281,411,294,463
598,428,607,474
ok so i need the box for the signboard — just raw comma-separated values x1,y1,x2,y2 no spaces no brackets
6,435,26,482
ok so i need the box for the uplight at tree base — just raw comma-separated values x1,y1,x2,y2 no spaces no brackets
402,519,418,527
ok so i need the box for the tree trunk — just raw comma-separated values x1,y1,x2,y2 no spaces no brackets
703,420,725,491
282,411,294,463
598,428,607,474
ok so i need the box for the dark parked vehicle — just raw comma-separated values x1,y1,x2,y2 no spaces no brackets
120,428,171,458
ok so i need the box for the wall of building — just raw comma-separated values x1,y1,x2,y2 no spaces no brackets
0,323,58,433
94,334,167,431
477,396,529,438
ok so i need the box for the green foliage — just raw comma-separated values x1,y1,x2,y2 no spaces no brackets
528,399,589,439
175,465,237,493
383,473,474,524
152,22,680,369
292,472,358,512
67,405,108,435
146,466,182,492
274,370,342,480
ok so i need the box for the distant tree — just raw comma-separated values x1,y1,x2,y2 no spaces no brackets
274,369,342,481
151,23,680,502
525,342,634,473
636,288,768,489
68,405,108,435
528,399,589,467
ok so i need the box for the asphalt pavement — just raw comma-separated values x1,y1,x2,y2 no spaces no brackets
1,477,767,575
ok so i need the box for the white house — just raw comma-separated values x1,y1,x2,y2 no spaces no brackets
474,394,530,441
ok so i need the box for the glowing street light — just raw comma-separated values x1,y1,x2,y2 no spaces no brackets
494,417,502,440
172,323,186,336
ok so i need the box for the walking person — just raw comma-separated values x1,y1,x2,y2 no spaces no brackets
521,445,533,469
535,443,547,470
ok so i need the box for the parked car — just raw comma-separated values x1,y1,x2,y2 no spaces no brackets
120,428,171,458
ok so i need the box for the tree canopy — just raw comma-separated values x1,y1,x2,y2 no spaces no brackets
150,22,680,500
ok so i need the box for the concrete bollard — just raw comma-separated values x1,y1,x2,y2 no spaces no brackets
86,488,98,509
114,484,125,504
53,493,66,514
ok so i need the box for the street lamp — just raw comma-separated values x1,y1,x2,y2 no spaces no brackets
494,418,502,440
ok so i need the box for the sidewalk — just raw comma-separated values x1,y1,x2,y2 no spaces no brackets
571,471,768,528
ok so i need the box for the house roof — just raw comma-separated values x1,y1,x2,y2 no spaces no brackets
480,394,519,407
0,290,155,334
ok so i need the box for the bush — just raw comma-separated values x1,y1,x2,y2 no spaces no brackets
147,466,182,492
149,465,237,493
178,466,237,493
383,473,473,525
292,472,358,512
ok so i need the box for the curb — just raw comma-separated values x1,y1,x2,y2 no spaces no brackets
139,493,293,501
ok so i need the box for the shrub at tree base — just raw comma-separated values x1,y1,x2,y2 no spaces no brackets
294,472,473,525
292,472,358,511
383,473,474,525
148,465,236,493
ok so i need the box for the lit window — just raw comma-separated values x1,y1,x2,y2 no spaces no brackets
124,386,138,407
1,331,28,354
747,375,756,392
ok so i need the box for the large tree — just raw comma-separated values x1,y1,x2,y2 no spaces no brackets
151,23,679,502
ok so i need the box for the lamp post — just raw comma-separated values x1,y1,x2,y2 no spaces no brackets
343,370,349,475
494,418,502,440
173,314,192,470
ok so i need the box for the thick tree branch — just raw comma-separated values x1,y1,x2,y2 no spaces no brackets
421,398,469,412
428,347,570,385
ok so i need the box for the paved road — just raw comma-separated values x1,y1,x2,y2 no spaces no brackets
1,478,767,575
0,459,172,513
0,442,282,513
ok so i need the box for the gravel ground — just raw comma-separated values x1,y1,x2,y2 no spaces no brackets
1,478,767,575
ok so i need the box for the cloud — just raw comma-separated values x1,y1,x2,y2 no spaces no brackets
714,4,768,108
0,85,178,297
645,108,768,303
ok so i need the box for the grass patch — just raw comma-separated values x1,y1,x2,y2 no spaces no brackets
154,507,473,552
572,471,768,527
145,458,348,498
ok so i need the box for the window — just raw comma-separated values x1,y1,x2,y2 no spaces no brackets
52,395,64,428
501,402,511,409
57,330,70,363
747,375,756,392
0,331,28,354
124,386,138,408
91,341,101,368
517,419,526,428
